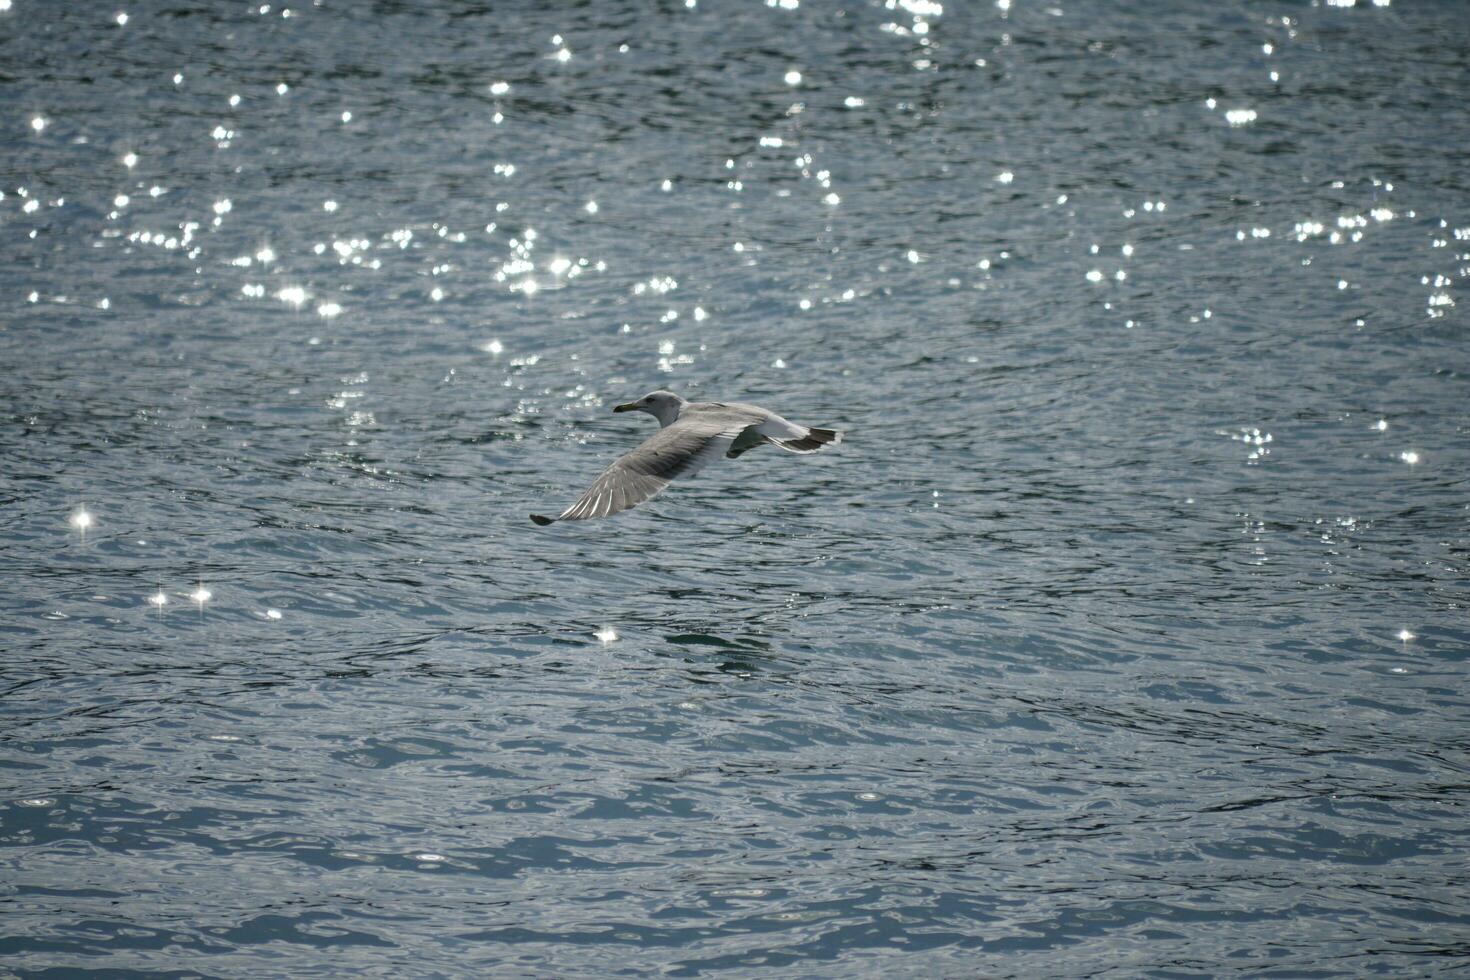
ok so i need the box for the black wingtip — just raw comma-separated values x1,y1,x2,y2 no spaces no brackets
530,514,555,526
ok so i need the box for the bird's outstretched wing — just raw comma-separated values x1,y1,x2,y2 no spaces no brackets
531,412,756,525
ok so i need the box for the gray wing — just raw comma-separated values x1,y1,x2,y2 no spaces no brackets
531,410,757,524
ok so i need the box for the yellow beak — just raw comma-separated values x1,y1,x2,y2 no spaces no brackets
613,402,638,413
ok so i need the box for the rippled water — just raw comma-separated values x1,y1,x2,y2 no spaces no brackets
4,0,1469,975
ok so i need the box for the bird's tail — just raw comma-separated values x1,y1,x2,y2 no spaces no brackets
772,426,842,454
530,513,556,525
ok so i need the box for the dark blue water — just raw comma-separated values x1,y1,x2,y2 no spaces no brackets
4,0,1469,975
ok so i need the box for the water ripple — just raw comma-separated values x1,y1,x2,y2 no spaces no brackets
3,0,1469,975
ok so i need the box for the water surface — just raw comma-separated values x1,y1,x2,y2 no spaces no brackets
3,0,1469,975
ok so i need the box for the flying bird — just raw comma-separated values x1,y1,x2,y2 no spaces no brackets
531,390,842,525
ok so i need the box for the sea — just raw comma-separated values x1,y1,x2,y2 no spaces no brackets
2,0,1468,975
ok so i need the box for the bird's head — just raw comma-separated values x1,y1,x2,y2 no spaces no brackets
614,389,686,426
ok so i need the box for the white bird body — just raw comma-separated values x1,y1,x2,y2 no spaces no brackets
531,390,841,525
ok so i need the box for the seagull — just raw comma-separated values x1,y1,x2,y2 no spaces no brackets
531,390,842,525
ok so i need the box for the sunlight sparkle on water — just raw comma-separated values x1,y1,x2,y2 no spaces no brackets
70,507,94,533
1225,108,1258,126
1397,629,1415,642
595,627,618,644
1399,451,1419,465
784,70,802,85
147,591,168,609
30,116,47,133
191,586,212,606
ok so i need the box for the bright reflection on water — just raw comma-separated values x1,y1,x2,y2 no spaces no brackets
2,0,1469,976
